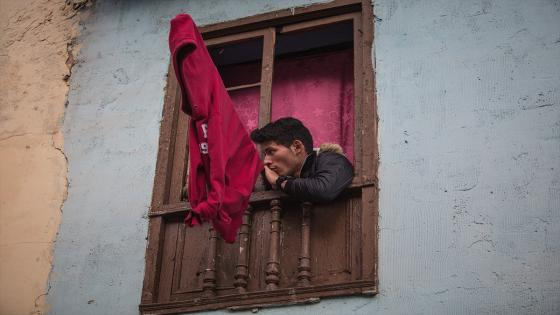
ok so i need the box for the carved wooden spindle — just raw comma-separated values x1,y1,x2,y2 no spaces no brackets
234,205,252,293
298,202,313,286
265,199,282,290
202,227,217,296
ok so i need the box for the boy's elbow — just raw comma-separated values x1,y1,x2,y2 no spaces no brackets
311,176,352,204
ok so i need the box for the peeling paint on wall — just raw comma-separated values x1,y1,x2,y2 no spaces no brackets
0,0,92,314
43,0,560,314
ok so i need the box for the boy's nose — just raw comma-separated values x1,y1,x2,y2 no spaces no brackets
263,155,272,166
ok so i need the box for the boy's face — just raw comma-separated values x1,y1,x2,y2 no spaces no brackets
259,140,301,176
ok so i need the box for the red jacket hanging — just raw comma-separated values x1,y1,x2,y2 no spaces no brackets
169,14,263,243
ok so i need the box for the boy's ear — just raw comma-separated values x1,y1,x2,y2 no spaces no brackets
291,140,305,154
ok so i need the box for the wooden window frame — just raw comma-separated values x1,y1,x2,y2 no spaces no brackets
140,0,378,313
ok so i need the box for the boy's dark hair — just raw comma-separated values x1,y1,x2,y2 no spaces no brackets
250,117,314,154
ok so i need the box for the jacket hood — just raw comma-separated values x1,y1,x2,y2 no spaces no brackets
318,143,344,155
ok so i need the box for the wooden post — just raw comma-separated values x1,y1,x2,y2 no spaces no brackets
298,202,312,286
258,28,276,127
265,199,282,290
202,227,217,296
234,206,252,293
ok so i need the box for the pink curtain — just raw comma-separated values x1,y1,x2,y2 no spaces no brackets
226,48,354,163
228,87,260,131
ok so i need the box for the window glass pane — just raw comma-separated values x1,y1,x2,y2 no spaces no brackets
228,86,260,132
218,61,261,88
209,38,262,87
272,22,354,162
275,21,353,56
209,38,262,131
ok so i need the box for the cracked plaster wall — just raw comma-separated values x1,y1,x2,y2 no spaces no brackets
0,0,89,314
46,0,559,314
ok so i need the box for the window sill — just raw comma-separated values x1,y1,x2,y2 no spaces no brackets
140,280,376,314
148,180,374,218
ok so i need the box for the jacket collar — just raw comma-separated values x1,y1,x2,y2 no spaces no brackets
298,152,317,178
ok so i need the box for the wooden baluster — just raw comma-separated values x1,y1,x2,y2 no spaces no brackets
202,227,217,296
265,199,282,290
298,202,312,286
234,205,252,293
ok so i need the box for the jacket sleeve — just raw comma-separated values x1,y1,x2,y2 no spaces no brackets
282,152,354,203
185,120,204,227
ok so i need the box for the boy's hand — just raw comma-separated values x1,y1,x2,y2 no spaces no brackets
264,166,280,189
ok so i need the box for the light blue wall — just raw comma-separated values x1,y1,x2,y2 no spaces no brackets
48,0,560,314
374,0,559,313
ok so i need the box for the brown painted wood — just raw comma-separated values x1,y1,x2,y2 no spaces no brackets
258,28,275,128
142,64,181,304
362,0,378,180
277,201,301,289
214,236,239,294
171,220,186,294
359,3,376,184
361,186,377,282
172,221,209,295
265,199,282,290
202,227,218,296
141,196,375,312
345,198,352,275
148,191,287,217
157,218,181,302
247,207,271,292
279,12,359,33
353,13,364,180
140,280,375,314
228,297,320,311
150,66,180,209
141,0,379,312
162,77,183,205
226,82,261,92
148,185,370,217
234,206,252,293
350,194,363,281
249,190,289,204
297,202,312,286
168,99,189,203
360,0,378,289
141,216,165,304
200,0,362,38
309,199,353,285
204,29,268,48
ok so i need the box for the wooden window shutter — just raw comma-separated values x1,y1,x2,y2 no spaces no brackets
140,1,378,314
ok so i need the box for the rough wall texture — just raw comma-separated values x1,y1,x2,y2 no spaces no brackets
47,0,559,314
372,0,559,313
0,1,88,314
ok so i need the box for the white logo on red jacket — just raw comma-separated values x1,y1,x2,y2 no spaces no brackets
200,123,208,154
